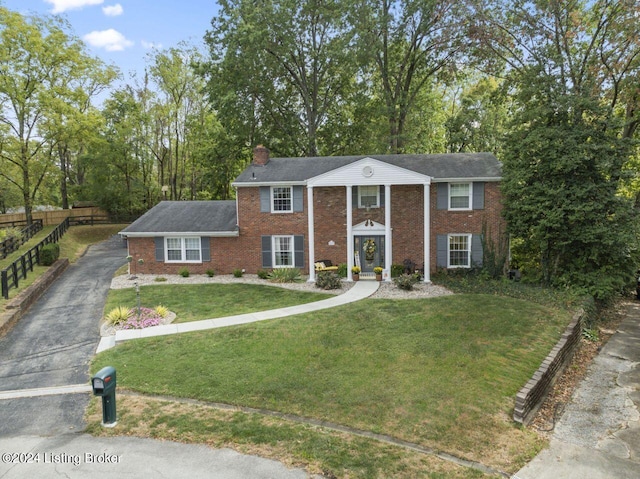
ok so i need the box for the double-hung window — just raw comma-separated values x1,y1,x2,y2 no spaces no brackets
448,234,471,268
165,237,201,263
273,235,294,267
272,186,292,212
449,183,472,210
358,185,379,208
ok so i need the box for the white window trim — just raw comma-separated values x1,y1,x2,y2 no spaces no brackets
449,182,473,211
358,185,380,208
272,235,294,268
271,186,293,213
165,237,202,263
447,233,472,268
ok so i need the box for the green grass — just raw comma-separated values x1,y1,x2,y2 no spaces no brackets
0,226,56,270
104,283,332,323
93,293,567,474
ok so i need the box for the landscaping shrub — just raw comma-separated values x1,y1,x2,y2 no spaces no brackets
40,243,60,266
337,263,347,278
154,305,169,318
154,276,167,282
105,306,132,325
233,268,244,278
206,269,215,277
394,273,419,291
0,227,22,243
179,268,190,277
391,264,404,278
315,271,342,290
268,268,301,283
257,269,270,279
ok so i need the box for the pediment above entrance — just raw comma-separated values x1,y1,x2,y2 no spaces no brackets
353,219,386,234
307,158,431,188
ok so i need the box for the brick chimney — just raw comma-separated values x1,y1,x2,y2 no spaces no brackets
252,145,270,166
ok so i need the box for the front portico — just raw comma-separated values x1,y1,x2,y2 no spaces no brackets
306,158,431,283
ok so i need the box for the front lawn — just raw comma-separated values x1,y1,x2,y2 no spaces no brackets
91,293,569,476
104,283,332,323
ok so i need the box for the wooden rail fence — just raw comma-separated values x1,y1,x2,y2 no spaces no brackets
1,218,70,300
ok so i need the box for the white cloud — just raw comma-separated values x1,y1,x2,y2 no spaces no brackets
45,0,104,14
102,3,123,16
141,40,162,50
83,29,134,52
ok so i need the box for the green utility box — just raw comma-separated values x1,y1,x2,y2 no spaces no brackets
91,366,117,426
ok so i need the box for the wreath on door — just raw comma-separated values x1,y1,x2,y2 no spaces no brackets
364,239,377,261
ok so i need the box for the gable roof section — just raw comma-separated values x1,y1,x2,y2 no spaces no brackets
120,201,238,237
233,152,501,186
308,157,431,187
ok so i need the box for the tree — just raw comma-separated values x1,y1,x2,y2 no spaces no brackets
502,67,637,300
352,0,468,153
0,8,113,224
149,44,210,200
204,0,356,157
470,0,640,299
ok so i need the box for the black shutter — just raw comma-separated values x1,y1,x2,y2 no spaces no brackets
260,186,270,212
471,234,483,267
473,182,485,210
154,237,164,262
436,183,448,210
294,235,304,268
261,236,272,268
379,185,385,207
436,235,447,267
201,237,210,262
293,186,304,212
352,186,358,208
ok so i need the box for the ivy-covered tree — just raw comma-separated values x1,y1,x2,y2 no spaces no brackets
502,68,637,300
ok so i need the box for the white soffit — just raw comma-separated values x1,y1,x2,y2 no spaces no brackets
307,158,432,187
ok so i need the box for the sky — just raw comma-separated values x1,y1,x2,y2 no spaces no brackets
2,0,219,84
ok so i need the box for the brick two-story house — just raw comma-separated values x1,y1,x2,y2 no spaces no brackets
121,146,504,282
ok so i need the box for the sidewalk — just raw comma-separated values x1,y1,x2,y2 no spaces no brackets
97,280,380,353
514,302,640,479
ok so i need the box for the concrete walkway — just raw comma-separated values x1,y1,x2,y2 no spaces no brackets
96,280,379,353
513,302,640,479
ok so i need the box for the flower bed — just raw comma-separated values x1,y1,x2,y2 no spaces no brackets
120,307,163,330
100,307,176,337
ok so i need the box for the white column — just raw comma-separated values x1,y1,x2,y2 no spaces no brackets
423,182,431,283
346,185,353,281
307,186,316,282
384,184,392,281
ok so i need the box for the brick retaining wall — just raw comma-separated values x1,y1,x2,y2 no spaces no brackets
513,309,584,425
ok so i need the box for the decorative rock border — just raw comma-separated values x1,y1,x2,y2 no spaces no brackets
513,309,584,425
0,259,69,337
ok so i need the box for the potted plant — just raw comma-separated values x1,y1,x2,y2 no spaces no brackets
373,266,383,281
351,265,361,281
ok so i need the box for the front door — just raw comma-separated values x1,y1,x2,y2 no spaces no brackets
355,235,384,273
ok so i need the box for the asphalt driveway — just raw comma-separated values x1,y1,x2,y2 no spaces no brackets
0,235,125,436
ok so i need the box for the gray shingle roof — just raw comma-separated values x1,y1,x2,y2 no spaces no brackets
234,152,501,184
120,201,238,235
